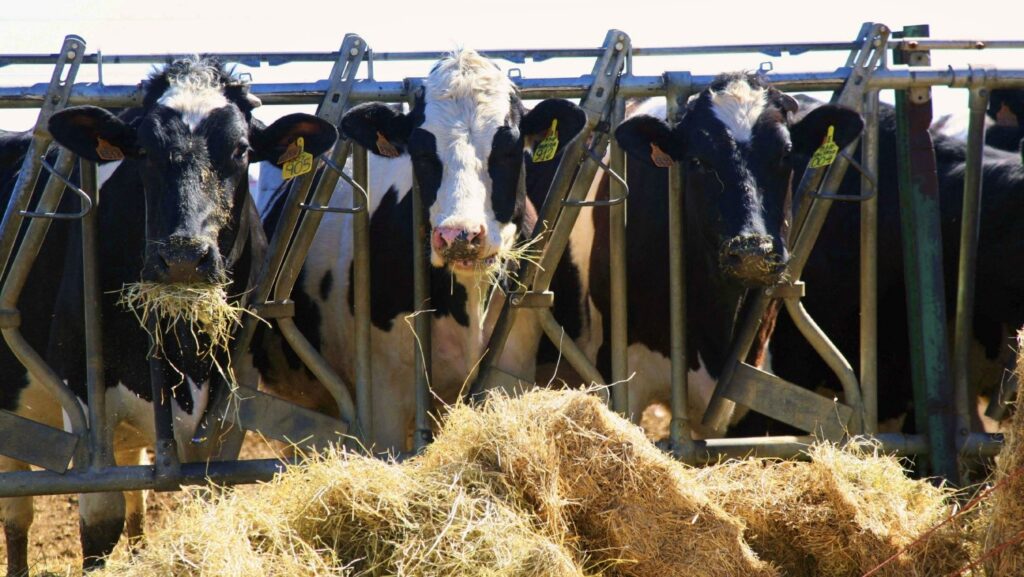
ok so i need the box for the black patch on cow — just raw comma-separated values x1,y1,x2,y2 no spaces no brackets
320,270,333,301
347,188,470,330
488,125,523,223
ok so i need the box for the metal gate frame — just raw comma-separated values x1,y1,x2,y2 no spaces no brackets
0,25,1022,497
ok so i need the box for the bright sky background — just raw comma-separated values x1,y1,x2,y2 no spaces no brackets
1,0,1021,131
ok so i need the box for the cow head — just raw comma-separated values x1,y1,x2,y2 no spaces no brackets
341,49,585,279
615,72,863,288
49,57,336,285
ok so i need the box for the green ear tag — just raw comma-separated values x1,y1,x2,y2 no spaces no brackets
808,125,839,169
532,119,559,163
281,136,314,180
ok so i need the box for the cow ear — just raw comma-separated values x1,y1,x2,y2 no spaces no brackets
521,99,587,161
48,106,136,162
251,113,338,166
614,114,684,169
341,102,415,158
789,104,864,156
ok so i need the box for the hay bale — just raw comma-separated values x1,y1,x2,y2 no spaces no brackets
420,390,777,577
99,453,584,577
984,330,1024,575
696,443,970,577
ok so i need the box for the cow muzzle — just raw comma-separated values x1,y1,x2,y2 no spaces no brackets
150,237,223,284
720,234,787,286
431,225,496,271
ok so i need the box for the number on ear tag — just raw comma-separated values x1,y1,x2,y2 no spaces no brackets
532,119,559,163
808,125,839,169
281,137,313,180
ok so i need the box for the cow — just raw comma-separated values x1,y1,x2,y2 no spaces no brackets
253,49,586,454
542,72,864,438
0,56,337,574
739,98,1024,438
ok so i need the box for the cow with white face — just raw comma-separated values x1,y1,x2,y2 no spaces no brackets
255,49,585,453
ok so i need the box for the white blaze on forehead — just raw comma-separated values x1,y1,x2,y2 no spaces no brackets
421,49,516,254
710,79,767,143
157,73,229,131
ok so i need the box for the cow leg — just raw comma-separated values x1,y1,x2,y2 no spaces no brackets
115,448,147,554
1,457,32,577
78,490,125,571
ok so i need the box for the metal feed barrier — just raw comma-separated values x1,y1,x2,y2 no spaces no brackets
0,23,1021,498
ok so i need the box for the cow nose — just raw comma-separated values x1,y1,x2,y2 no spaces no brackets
157,241,215,284
431,225,487,262
720,235,787,286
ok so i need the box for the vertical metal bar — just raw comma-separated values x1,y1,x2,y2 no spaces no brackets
352,144,373,443
608,97,629,414
893,24,958,480
664,74,695,463
411,174,432,452
80,159,112,469
148,356,180,486
860,89,880,434
953,87,988,448
0,36,84,281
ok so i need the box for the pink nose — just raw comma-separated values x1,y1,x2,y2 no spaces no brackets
431,225,485,252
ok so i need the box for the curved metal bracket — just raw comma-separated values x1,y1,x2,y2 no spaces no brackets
298,155,369,214
562,147,629,207
811,150,878,202
20,155,93,220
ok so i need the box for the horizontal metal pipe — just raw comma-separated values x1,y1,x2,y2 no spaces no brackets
9,37,1023,69
4,68,1024,109
693,432,1002,464
0,458,292,498
0,41,863,68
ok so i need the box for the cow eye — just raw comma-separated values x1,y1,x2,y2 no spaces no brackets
233,143,250,161
688,157,706,172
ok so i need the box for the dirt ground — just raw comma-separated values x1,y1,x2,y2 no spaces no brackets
0,434,284,577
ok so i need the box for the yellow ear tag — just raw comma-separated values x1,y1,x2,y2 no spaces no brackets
532,119,559,163
808,125,839,169
95,137,124,161
281,136,314,180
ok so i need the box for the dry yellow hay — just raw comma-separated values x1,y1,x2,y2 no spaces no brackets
695,441,971,576
116,281,253,363
95,389,976,577
421,390,776,577
984,329,1024,575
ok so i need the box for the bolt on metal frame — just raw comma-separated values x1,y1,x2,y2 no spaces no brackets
1,26,1023,497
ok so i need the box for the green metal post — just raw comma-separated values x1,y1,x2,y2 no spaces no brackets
893,24,958,481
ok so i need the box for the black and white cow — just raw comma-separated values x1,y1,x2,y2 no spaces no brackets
254,49,585,453
547,73,863,437
740,99,1024,437
0,57,336,573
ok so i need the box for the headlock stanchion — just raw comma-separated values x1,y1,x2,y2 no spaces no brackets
468,29,631,400
701,23,889,443
2,27,1024,498
199,34,369,453
0,35,88,474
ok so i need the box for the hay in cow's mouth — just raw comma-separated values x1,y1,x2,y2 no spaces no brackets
115,281,251,364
